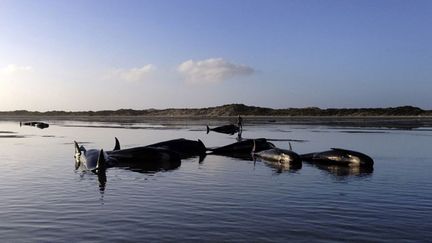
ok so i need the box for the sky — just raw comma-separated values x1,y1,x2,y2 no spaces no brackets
0,0,431,111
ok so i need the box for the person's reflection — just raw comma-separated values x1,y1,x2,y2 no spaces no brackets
236,130,243,141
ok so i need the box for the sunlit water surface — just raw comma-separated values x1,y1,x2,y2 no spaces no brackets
0,120,431,242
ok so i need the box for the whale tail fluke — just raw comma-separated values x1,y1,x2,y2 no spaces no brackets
206,125,210,134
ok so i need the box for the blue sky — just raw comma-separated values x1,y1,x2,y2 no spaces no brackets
0,0,431,111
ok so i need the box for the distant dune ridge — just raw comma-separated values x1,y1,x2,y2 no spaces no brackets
1,104,431,117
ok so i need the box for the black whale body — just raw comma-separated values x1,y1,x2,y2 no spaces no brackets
21,121,49,129
253,145,302,172
74,140,181,174
206,124,239,135
254,147,302,164
145,138,206,159
108,147,181,172
74,137,209,173
300,148,374,167
209,138,275,158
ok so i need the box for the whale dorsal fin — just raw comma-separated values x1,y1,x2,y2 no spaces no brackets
197,139,206,150
114,137,120,150
96,149,106,173
74,141,81,155
289,142,292,151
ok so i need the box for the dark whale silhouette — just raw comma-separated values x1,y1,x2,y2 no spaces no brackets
74,140,181,174
300,148,374,167
209,138,274,157
252,142,302,171
253,144,301,164
114,137,206,162
144,138,206,159
206,124,239,135
20,121,49,129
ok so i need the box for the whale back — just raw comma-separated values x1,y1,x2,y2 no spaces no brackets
331,148,374,166
145,138,207,158
300,148,373,167
208,124,239,135
211,138,274,154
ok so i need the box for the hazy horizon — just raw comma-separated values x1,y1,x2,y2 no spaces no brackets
0,103,430,113
1,0,431,111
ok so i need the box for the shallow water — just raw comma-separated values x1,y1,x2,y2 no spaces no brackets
0,120,431,242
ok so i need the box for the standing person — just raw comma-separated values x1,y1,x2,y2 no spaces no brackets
237,115,243,133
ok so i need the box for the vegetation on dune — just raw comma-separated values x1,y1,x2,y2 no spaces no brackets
1,104,431,117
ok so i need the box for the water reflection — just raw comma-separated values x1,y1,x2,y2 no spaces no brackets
115,159,181,173
305,162,373,178
80,158,182,192
212,153,254,161
260,159,302,173
209,153,302,173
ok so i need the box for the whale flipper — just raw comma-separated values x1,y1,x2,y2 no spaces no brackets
114,137,121,151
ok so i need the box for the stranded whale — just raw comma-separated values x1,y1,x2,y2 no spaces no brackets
300,148,374,167
144,138,206,159
252,141,302,171
115,137,207,161
20,121,49,129
208,138,275,159
206,124,239,135
74,139,181,174
253,142,301,164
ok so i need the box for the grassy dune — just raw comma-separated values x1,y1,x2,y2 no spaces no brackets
1,104,432,117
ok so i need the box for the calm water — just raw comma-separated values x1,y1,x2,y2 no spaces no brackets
0,120,431,242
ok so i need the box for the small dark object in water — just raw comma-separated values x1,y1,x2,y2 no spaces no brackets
300,148,374,167
21,121,49,129
206,124,239,135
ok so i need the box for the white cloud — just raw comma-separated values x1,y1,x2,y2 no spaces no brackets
0,64,33,75
107,64,156,82
177,58,254,84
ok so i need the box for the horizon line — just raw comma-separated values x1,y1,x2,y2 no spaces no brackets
0,104,429,113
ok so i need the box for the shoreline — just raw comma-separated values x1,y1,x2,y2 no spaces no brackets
2,115,432,128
